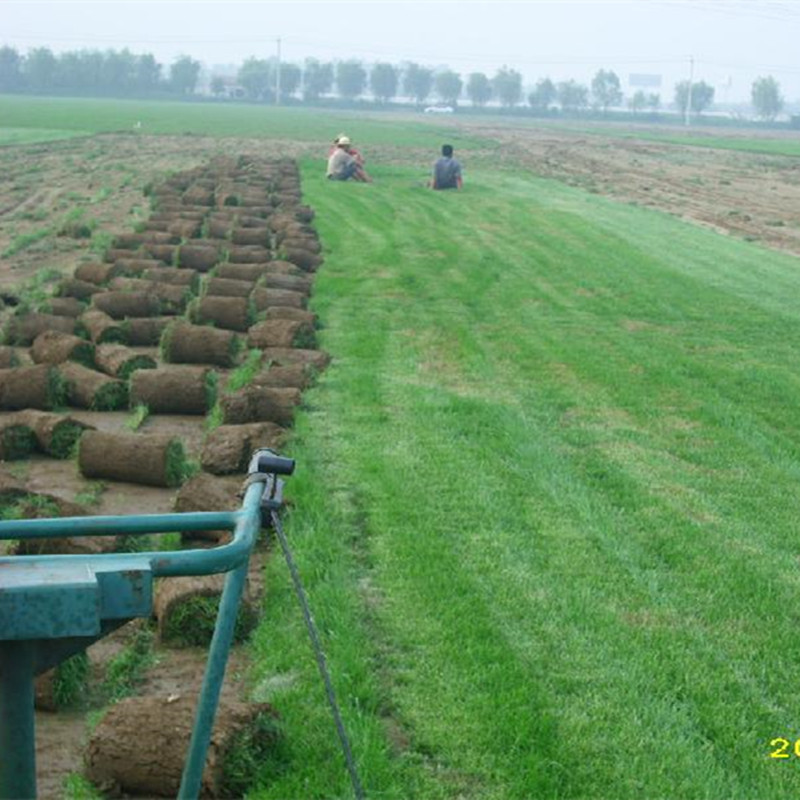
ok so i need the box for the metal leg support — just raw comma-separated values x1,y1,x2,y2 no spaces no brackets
0,641,37,800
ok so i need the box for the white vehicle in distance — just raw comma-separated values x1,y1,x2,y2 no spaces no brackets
424,105,454,114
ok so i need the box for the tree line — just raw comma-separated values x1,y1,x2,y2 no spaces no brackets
0,45,788,120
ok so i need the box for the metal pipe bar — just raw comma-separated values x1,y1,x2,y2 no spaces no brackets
178,481,263,798
0,510,239,540
0,641,36,799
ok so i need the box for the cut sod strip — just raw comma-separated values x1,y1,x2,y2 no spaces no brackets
94,343,157,380
129,366,217,415
79,430,188,487
85,696,279,798
13,409,93,458
30,331,96,368
154,574,258,647
60,362,129,411
0,365,67,410
160,321,240,368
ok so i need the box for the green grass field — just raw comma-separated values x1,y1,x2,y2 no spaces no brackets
250,165,800,798
4,98,800,797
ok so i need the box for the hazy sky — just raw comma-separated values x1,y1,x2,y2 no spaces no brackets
3,1,800,102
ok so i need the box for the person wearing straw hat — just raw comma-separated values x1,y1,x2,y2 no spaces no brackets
327,134,372,182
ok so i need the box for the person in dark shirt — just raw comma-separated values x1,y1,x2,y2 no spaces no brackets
431,144,463,190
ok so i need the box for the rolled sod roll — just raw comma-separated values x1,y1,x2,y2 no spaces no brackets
251,363,316,390
85,695,280,798
143,267,199,289
226,245,272,264
282,236,321,255
265,259,306,275
281,247,322,272
92,291,161,320
103,248,139,264
219,386,300,427
13,409,93,458
167,219,202,239
79,431,188,487
191,296,251,332
141,243,177,264
295,205,315,223
34,653,89,712
251,287,306,311
74,261,125,285
60,363,129,411
94,344,156,380
178,244,219,272
43,297,86,318
123,316,172,346
107,280,190,314
247,319,316,350
114,258,165,275
204,277,255,298
260,273,313,294
201,422,286,475
0,417,37,460
261,347,331,371
154,573,258,646
114,232,177,249
5,313,75,346
206,218,231,239
31,331,95,368
230,227,270,247
78,309,127,344
262,306,317,326
0,347,19,369
182,185,215,206
174,472,241,542
161,322,239,367
130,366,217,415
58,277,101,301
142,219,169,232
216,263,274,282
0,365,66,411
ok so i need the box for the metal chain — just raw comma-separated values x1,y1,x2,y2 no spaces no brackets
270,510,366,800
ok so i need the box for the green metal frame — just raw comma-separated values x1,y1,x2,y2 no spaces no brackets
0,449,289,800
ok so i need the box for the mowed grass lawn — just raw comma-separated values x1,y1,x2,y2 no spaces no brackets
250,162,800,799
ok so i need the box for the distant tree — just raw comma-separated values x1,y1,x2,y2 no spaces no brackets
336,60,367,100
492,66,523,108
279,63,302,98
135,54,162,92
104,49,137,92
528,77,556,113
591,69,622,112
646,93,661,112
674,80,714,114
0,46,23,91
466,73,492,107
303,59,333,101
403,62,434,104
628,90,647,115
210,75,227,97
170,55,201,95
370,62,398,103
557,80,588,113
238,58,272,101
434,70,462,106
24,48,58,92
751,75,783,120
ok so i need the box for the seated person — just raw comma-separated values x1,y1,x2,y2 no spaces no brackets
327,137,359,181
431,144,462,190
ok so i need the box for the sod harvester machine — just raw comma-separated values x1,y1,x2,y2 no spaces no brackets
0,448,294,800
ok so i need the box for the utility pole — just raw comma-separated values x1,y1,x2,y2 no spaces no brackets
684,55,694,126
275,36,282,106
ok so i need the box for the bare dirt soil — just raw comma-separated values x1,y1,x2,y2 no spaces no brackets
468,122,800,256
